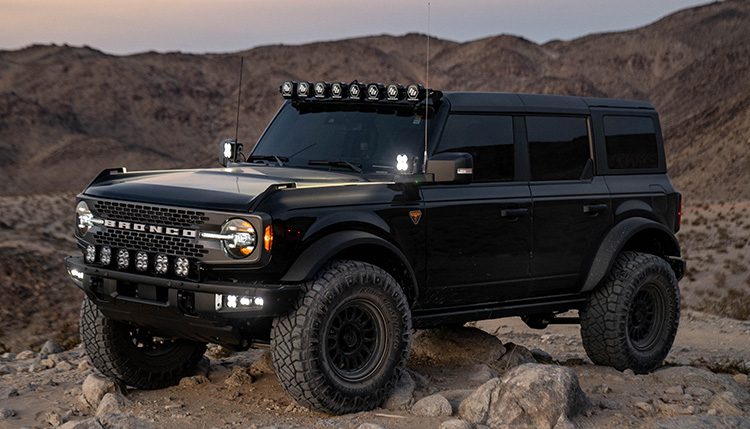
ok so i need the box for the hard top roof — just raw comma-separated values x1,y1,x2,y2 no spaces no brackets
442,92,654,114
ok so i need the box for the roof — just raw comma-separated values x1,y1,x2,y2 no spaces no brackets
442,92,654,114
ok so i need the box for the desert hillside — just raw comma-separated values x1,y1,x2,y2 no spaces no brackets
0,0,748,200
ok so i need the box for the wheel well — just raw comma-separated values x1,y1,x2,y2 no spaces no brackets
621,228,680,258
331,244,417,306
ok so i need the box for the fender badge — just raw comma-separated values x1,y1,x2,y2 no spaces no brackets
409,210,422,225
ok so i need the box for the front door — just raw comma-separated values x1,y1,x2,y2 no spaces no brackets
421,113,532,306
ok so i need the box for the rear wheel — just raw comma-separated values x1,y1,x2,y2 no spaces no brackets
80,298,206,389
271,260,411,414
580,251,680,373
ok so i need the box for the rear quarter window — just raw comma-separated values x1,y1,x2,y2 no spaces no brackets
604,116,659,170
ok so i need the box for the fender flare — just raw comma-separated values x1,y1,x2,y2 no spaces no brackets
581,217,680,292
280,230,419,299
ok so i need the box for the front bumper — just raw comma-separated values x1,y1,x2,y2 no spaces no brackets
65,256,300,347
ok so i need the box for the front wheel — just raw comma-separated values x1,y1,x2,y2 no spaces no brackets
580,251,680,373
271,260,412,414
80,298,206,389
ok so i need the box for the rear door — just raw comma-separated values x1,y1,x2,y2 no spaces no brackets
421,114,532,306
525,115,614,295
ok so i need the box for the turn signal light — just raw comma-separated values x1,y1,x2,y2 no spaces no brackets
264,225,273,252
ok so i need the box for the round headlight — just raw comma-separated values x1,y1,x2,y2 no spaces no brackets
76,201,94,235
221,218,257,258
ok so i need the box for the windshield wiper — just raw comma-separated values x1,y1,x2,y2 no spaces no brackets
246,155,288,166
308,160,363,173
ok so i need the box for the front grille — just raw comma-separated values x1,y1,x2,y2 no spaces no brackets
95,229,208,258
93,200,209,228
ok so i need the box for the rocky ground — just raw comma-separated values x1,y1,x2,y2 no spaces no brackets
1,310,748,429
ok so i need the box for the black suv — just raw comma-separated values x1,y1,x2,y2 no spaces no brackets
65,81,684,414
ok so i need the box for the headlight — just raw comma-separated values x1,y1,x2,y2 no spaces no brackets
76,201,95,235
221,218,257,258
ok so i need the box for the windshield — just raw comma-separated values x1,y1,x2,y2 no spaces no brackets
251,103,428,175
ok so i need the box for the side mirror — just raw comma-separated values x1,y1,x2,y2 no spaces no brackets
425,152,473,184
218,139,243,167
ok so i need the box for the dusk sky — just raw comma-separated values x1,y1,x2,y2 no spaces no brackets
1,0,709,55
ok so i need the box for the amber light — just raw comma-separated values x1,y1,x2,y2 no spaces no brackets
264,225,273,252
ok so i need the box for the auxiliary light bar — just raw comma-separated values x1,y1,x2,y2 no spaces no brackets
279,80,433,103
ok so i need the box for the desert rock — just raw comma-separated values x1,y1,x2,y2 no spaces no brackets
81,374,121,409
411,327,506,367
412,393,453,417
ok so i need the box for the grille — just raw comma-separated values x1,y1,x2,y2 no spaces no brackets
94,229,208,258
93,200,209,228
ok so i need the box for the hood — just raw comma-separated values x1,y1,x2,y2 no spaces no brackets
83,166,365,211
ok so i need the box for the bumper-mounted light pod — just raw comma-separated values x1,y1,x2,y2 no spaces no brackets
313,82,327,98
85,245,96,263
280,81,295,98
68,267,84,282
155,254,169,274
297,81,310,97
116,249,129,269
174,257,189,277
135,252,148,271
100,246,111,265
222,294,264,310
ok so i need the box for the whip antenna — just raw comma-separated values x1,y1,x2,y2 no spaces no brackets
234,56,244,144
423,1,431,172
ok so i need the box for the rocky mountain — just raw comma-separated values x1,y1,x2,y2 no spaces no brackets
0,0,748,200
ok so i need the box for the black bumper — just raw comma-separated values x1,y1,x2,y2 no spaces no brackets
64,256,301,347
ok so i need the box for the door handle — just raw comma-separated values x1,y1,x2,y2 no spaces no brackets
583,204,608,215
501,208,529,218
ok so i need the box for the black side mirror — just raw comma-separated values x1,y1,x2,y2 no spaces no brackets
218,139,243,167
425,152,473,184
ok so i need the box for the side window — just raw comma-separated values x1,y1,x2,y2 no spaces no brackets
436,114,514,182
527,116,590,181
604,116,659,170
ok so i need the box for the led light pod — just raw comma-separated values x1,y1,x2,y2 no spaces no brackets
174,257,189,277
280,81,294,98
313,82,327,98
331,82,344,99
406,84,422,101
85,245,96,263
135,252,148,271
100,246,112,265
155,254,169,274
297,81,310,97
117,249,129,269
386,84,402,101
348,82,363,100
366,83,382,100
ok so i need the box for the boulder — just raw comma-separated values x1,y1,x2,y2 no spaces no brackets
40,339,64,355
648,416,750,429
439,389,475,414
224,368,255,387
468,364,496,383
495,342,537,372
81,374,121,408
411,327,506,367
412,394,453,417
178,375,209,387
98,412,154,429
96,392,127,416
382,370,415,410
459,364,589,429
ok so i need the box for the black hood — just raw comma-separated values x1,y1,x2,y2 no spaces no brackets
83,166,365,211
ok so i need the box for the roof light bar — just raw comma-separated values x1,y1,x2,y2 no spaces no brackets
279,80,432,103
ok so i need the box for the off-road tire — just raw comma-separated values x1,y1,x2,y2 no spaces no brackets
80,297,206,389
271,260,412,414
580,251,680,373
